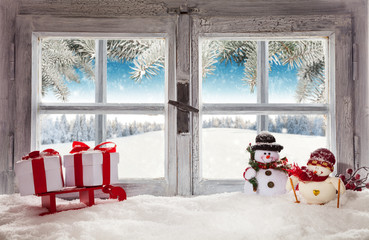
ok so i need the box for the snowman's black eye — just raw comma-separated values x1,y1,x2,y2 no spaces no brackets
264,153,266,155
268,152,271,155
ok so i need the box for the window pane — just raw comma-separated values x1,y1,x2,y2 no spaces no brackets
201,40,257,103
107,39,165,103
106,114,165,179
202,115,257,179
267,114,328,166
40,114,95,156
41,39,95,103
268,40,327,104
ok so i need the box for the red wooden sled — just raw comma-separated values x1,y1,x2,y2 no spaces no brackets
35,185,127,216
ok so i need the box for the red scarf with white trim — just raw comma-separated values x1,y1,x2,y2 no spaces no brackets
288,164,329,182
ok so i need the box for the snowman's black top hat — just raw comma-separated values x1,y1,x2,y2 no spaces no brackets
251,131,284,152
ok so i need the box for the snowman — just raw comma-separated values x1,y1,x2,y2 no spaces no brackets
286,148,346,204
243,132,290,196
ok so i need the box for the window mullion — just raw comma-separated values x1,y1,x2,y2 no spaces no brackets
257,41,269,132
95,40,107,145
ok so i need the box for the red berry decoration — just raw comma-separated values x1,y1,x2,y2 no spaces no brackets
337,167,369,191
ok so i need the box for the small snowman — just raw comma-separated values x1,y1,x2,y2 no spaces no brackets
286,148,346,204
243,132,290,196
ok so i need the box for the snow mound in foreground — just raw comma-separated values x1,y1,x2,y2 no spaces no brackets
0,191,368,240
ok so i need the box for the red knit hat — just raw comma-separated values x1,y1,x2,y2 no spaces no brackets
307,148,336,172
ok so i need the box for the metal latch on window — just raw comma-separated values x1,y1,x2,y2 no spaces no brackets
168,100,199,113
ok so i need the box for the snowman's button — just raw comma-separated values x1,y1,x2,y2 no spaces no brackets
265,170,272,176
267,181,274,188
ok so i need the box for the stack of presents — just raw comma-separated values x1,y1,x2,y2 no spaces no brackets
14,141,119,196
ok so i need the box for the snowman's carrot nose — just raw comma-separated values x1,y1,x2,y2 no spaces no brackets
314,170,317,174
266,155,270,159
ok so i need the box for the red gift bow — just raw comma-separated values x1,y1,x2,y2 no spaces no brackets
69,141,116,186
22,149,64,194
70,141,116,154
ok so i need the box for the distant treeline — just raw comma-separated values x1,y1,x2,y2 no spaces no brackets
41,115,163,144
42,115,325,144
202,115,325,136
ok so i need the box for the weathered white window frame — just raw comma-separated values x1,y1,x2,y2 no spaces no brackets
15,14,353,197
191,15,353,195
17,16,178,196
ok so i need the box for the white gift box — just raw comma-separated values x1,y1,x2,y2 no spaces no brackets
15,156,64,196
63,151,119,187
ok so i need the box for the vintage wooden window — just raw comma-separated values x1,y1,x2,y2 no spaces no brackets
16,15,352,196
191,16,353,195
26,17,177,196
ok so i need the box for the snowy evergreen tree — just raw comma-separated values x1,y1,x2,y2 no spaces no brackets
312,117,325,136
87,116,95,141
106,121,113,139
268,118,276,133
41,117,55,144
53,117,61,144
297,115,310,135
116,122,124,137
123,123,130,136
71,115,82,141
79,115,88,141
60,114,70,143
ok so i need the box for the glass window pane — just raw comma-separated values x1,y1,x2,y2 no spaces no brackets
267,114,328,166
268,40,327,104
40,114,95,156
201,39,257,103
107,39,165,103
202,115,257,179
41,39,95,103
106,114,165,179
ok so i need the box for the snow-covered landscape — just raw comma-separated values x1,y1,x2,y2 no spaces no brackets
42,128,326,179
0,190,369,240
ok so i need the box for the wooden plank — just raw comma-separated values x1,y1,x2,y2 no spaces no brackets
19,0,168,17
17,0,363,18
14,16,33,171
191,16,201,195
202,104,329,114
165,18,178,196
257,41,268,132
176,14,192,195
195,15,351,33
352,5,369,168
177,134,192,196
30,16,176,34
176,14,191,134
39,103,165,114
0,0,17,194
334,25,354,173
95,40,107,145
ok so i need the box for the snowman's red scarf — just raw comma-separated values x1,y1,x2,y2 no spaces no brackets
248,157,290,173
288,164,329,182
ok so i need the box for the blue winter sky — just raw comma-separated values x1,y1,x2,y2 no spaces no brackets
42,58,298,104
202,59,299,103
42,59,165,103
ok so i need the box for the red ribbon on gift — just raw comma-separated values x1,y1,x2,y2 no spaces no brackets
22,149,64,194
70,141,116,186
